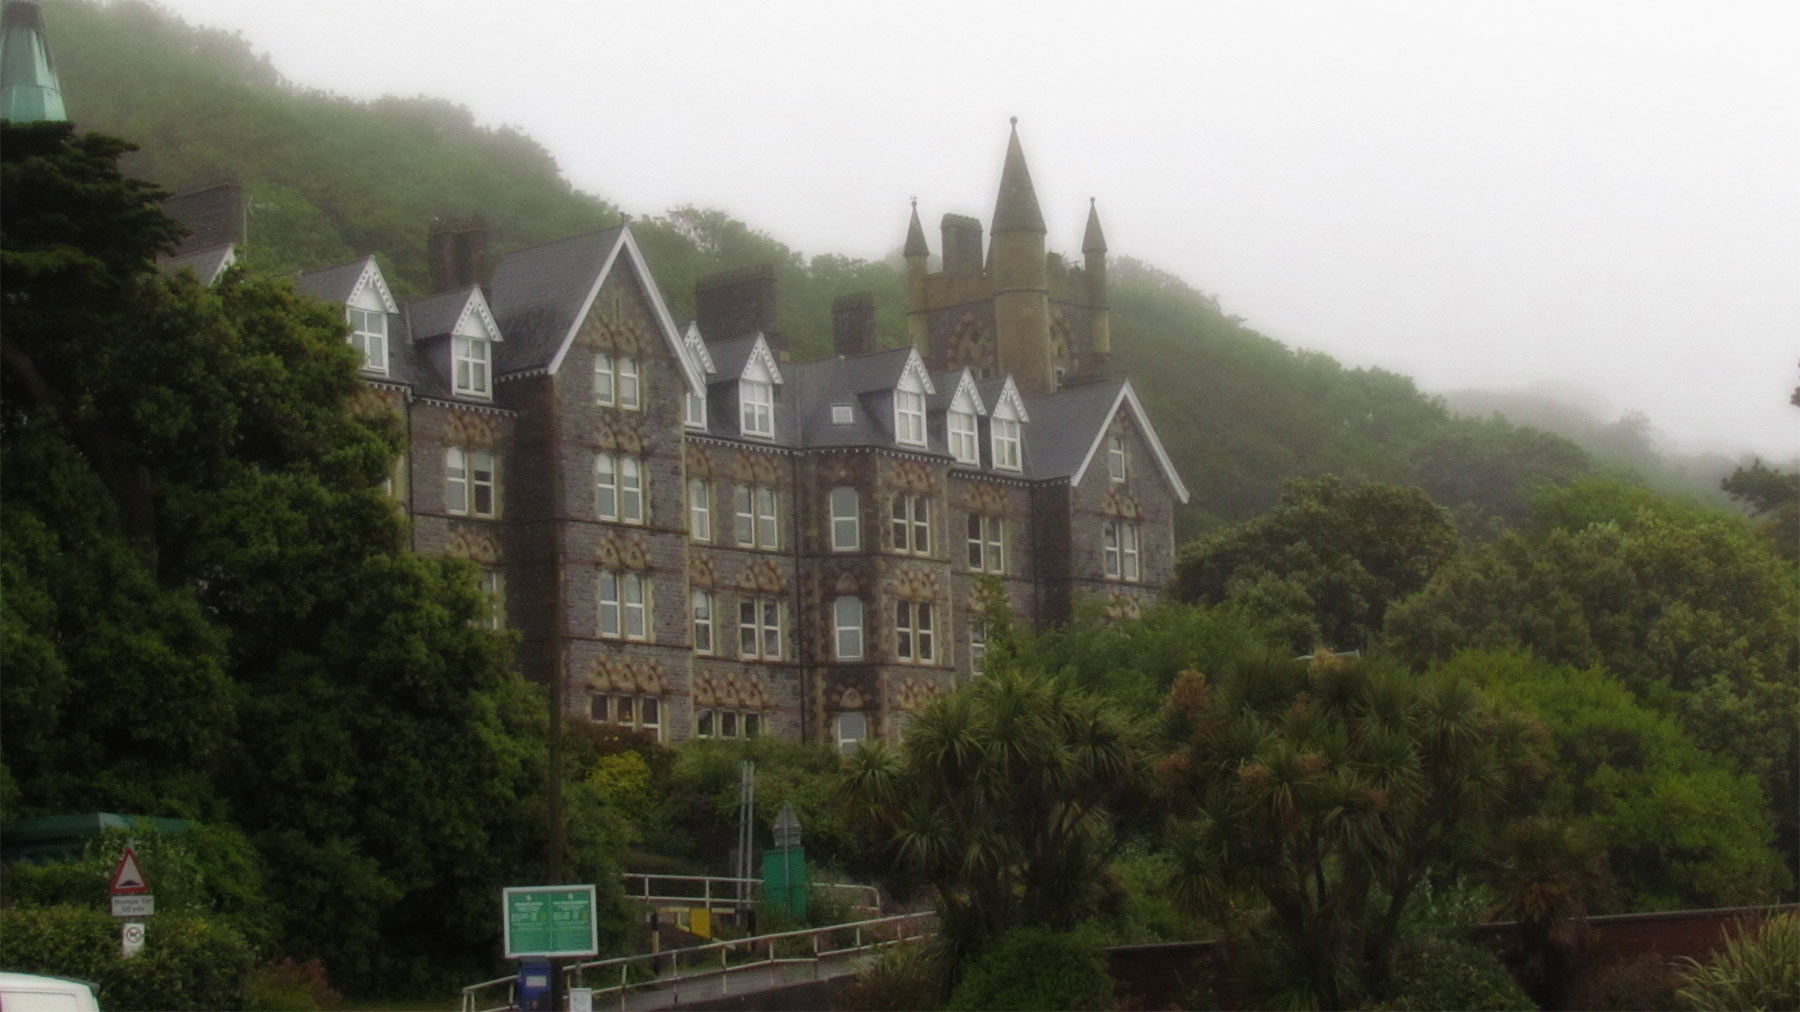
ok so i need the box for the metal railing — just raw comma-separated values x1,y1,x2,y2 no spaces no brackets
459,910,934,1012
619,873,881,918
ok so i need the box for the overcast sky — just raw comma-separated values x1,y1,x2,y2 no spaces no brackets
148,0,1799,460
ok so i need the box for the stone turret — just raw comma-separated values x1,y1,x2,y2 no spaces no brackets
0,0,66,123
903,200,930,353
989,118,1053,395
1083,198,1111,374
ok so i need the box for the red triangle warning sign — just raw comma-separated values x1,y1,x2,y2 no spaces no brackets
109,847,150,895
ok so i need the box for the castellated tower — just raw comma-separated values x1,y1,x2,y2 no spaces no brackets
904,120,1112,395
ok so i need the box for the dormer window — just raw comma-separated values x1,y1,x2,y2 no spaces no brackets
454,334,492,397
741,378,774,437
347,307,388,375
992,417,1022,472
948,408,978,465
895,389,927,447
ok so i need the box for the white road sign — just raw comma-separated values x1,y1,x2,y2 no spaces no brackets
121,921,146,958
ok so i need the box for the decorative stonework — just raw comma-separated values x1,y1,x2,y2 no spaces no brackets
831,569,862,596
1103,591,1143,621
964,484,1007,514
888,460,934,493
447,410,500,447
833,686,866,710
352,386,405,418
948,312,992,374
593,417,648,455
730,452,782,486
447,529,502,564
886,566,940,602
586,287,651,357
685,445,713,476
734,558,786,593
688,555,717,587
595,533,651,570
694,671,771,708
1103,488,1142,518
587,656,668,695
890,676,945,714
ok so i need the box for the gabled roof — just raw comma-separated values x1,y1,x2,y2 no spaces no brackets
487,226,702,394
929,369,986,415
977,375,1030,423
681,321,716,376
707,333,784,386
832,345,923,396
295,256,397,313
1024,378,1190,503
158,243,235,286
406,285,499,342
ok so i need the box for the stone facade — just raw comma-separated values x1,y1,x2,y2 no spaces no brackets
286,127,1189,750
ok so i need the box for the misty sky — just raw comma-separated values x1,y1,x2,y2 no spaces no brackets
148,0,1798,460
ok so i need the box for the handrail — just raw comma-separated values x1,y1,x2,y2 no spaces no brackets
565,910,934,1009
620,872,881,915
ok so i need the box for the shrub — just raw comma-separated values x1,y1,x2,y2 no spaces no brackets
0,904,255,1010
947,926,1115,1011
838,942,946,1011
1571,952,1679,1011
1370,938,1534,1011
1675,912,1800,1012
243,957,341,1011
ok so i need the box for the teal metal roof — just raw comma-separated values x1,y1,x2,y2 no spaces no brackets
0,0,66,123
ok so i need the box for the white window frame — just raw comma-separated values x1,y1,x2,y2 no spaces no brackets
755,487,779,549
692,589,714,654
618,356,641,409
1107,434,1128,482
992,416,1022,472
835,711,868,755
454,334,492,397
591,693,662,741
685,389,707,428
966,514,1004,573
1104,521,1142,582
738,595,783,661
948,409,979,465
445,447,468,515
620,456,644,523
347,306,388,375
734,484,754,546
595,454,617,520
469,450,496,517
830,403,854,425
969,622,987,674
890,493,930,555
895,389,927,447
834,596,864,660
894,599,936,664
594,352,615,406
830,487,860,551
598,571,651,641
740,379,774,438
478,567,504,630
733,484,779,549
689,478,712,542
698,708,763,740
1122,522,1141,582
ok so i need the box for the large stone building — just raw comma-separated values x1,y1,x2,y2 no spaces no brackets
235,125,1188,750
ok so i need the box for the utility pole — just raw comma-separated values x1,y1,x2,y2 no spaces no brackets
735,760,756,925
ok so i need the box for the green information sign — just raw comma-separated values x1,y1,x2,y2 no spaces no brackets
503,885,598,958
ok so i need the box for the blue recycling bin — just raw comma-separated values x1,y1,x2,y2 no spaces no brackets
516,957,553,1011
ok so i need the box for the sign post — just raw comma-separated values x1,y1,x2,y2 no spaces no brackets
110,845,154,954
502,885,598,960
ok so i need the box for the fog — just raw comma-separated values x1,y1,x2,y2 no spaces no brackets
147,0,1800,461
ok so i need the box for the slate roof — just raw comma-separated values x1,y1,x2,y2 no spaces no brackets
1021,378,1128,480
487,227,625,376
928,369,982,414
706,335,763,383
295,256,373,306
158,243,235,285
406,286,477,340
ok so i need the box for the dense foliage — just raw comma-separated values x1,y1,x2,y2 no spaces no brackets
0,122,629,995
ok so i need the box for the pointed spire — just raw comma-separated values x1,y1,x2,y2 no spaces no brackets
992,117,1045,234
0,0,66,123
904,198,929,258
1082,197,1107,254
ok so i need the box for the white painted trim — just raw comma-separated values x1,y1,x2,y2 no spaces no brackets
543,228,705,396
949,370,987,416
1067,380,1191,503
682,320,717,375
347,257,400,314
455,287,503,342
739,334,785,386
898,348,937,396
990,376,1030,424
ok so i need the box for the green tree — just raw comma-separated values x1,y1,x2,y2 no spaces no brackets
1157,652,1546,1008
1,121,612,992
843,666,1144,976
1721,458,1800,563
1173,476,1460,653
1436,650,1788,911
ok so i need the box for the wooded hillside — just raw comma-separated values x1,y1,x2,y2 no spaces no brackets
42,0,1732,535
